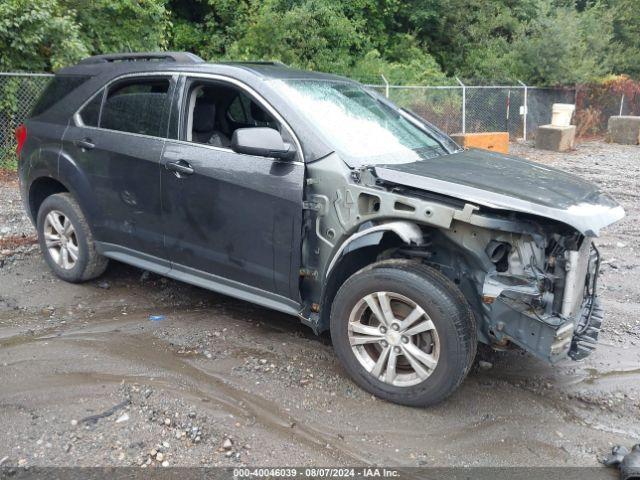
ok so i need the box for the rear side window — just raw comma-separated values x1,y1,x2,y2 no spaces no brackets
31,75,90,117
100,79,170,137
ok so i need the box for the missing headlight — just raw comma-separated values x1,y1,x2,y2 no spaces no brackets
485,240,511,272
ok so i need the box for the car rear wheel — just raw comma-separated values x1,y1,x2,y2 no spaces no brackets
36,193,108,283
330,260,477,407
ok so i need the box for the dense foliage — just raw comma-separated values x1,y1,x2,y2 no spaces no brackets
1,0,640,85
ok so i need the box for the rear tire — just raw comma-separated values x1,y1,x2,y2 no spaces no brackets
36,193,108,283
330,260,477,407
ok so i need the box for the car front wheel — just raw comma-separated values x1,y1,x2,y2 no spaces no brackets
330,260,477,407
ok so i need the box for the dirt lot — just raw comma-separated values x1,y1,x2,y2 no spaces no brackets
0,140,638,469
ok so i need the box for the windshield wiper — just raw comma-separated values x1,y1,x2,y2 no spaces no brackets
399,108,460,154
414,144,446,160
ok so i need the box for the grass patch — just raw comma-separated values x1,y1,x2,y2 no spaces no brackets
0,146,17,172
0,157,17,172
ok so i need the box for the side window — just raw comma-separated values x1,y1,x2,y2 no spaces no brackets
183,79,280,148
226,93,277,129
227,95,249,124
78,90,103,127
101,78,170,137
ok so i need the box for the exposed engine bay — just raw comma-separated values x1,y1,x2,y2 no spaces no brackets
301,151,623,364
478,230,602,362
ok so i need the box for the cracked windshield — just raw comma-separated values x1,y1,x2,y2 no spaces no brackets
271,79,448,165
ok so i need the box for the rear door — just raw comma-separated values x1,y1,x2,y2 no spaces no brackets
160,75,305,301
63,74,176,260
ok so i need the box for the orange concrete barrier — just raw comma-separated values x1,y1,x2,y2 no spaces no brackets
450,132,509,154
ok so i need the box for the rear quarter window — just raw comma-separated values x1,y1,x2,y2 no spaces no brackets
30,75,91,117
78,90,104,127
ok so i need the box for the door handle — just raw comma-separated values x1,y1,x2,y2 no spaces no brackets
75,138,95,150
165,159,194,176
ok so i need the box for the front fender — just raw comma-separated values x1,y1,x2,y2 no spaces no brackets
325,221,424,278
312,221,424,333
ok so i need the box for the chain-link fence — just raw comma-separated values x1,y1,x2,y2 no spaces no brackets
574,85,639,137
366,81,634,142
367,83,578,139
0,72,635,169
465,87,525,138
527,87,577,137
0,72,54,169
368,85,465,135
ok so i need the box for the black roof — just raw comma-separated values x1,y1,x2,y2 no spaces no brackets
57,51,351,83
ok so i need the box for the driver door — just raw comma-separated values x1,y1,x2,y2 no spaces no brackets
160,76,305,303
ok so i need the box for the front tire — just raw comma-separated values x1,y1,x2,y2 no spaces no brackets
330,260,477,407
36,193,108,283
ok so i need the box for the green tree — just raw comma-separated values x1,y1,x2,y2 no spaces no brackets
0,0,88,71
227,0,367,73
3,0,640,84
349,36,446,84
169,0,255,60
63,0,171,54
221,0,446,83
508,1,613,84
609,0,640,77
395,0,540,79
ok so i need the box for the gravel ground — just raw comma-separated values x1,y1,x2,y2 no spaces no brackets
0,140,638,469
0,171,35,257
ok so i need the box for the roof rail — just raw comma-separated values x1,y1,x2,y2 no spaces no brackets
78,52,204,65
221,61,288,67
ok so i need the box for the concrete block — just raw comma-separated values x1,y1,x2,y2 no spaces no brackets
535,125,576,152
608,115,640,145
551,103,575,127
450,132,509,154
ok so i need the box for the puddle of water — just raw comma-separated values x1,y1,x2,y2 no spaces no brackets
583,367,640,385
3,308,639,466
1,319,374,465
585,422,640,440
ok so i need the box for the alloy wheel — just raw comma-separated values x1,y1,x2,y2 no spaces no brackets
348,291,440,387
43,210,79,270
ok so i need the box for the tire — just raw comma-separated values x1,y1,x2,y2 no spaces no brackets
330,260,477,407
36,193,108,283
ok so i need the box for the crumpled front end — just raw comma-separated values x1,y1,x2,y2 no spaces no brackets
370,150,623,362
481,233,603,363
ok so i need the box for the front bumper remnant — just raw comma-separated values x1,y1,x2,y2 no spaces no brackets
487,292,603,363
482,239,603,363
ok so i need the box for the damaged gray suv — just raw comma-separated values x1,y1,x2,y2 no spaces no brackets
18,52,625,406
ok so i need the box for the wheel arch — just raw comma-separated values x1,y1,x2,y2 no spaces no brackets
317,221,424,333
28,177,69,222
317,220,486,338
27,151,99,228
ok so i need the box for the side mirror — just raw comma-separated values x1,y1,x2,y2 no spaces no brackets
231,127,296,159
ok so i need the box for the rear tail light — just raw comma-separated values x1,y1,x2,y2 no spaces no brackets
15,123,27,157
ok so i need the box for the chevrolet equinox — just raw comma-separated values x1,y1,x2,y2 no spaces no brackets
17,52,625,406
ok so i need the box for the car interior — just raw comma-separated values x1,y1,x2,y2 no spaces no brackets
185,82,279,148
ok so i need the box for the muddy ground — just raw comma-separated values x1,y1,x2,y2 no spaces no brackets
0,140,638,469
